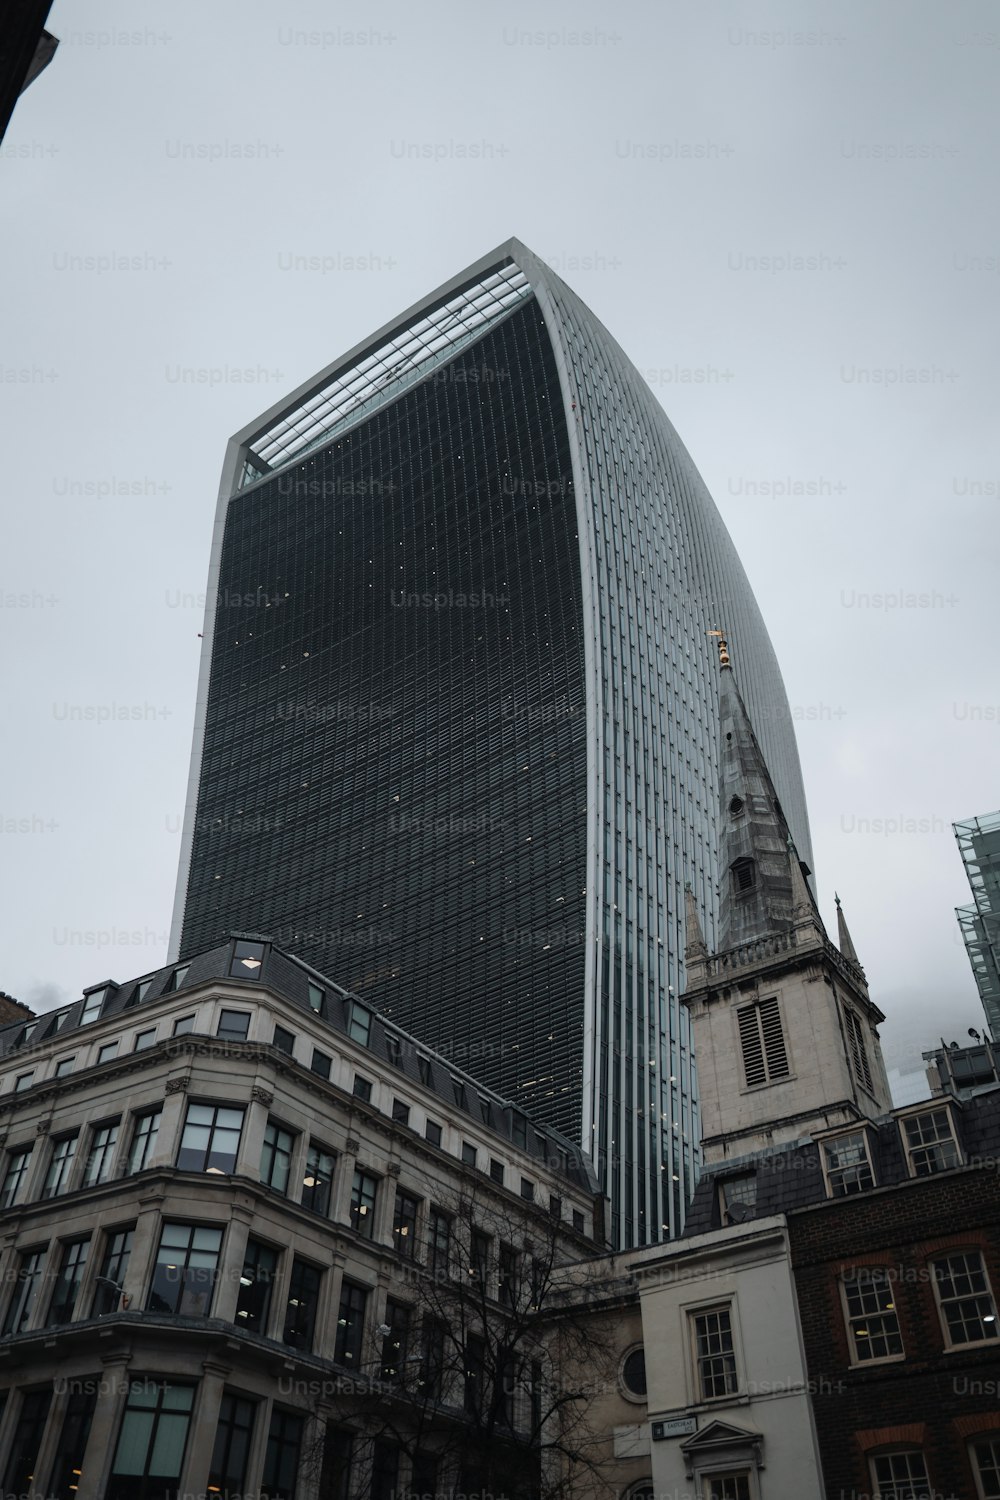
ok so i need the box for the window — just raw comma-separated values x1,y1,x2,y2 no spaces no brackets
133,1028,156,1051
107,1381,195,1500
703,1477,751,1500
971,1436,1000,1500
901,1108,962,1176
470,1229,491,1290
82,1120,120,1186
380,1300,411,1381
719,1174,757,1225
691,1305,739,1400
47,1238,90,1324
425,1118,442,1147
3,1390,52,1498
393,1189,420,1258
490,1158,504,1185
147,1222,223,1316
2,1248,47,1333
334,1280,368,1366
128,1108,162,1173
731,857,755,892
844,1006,875,1094
208,1394,255,1500
80,988,107,1023
869,1450,932,1499
261,1408,302,1500
177,1102,244,1174
0,1144,32,1208
420,1317,446,1398
301,1143,336,1216
392,1097,410,1125
737,996,789,1086
172,1014,195,1036
42,1132,79,1198
217,1009,251,1040
92,1227,133,1316
549,1193,562,1219
165,964,190,993
428,1209,450,1276
386,1032,404,1067
55,1055,75,1077
452,1076,468,1109
512,1112,528,1148
418,1054,433,1086
311,1047,332,1079
260,1121,296,1194
272,1025,295,1056
371,1441,400,1500
520,1176,534,1201
729,796,745,817
307,982,323,1012
131,978,154,1006
350,1169,378,1236
932,1251,999,1347
821,1130,875,1196
462,1141,477,1167
50,1387,97,1500
282,1258,321,1351
235,1239,278,1334
464,1332,485,1413
347,1001,371,1046
573,1209,585,1234
13,1071,33,1092
322,1427,353,1500
97,1042,118,1063
842,1269,904,1362
353,1074,373,1103
621,1345,647,1397
499,1244,518,1307
229,939,265,978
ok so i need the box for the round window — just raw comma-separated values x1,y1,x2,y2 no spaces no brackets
729,795,745,817
620,1345,647,1398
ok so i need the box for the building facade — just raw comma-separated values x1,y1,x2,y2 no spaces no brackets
955,810,1000,1039
0,937,602,1500
170,238,813,1247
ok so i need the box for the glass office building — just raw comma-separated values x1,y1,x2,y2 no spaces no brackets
954,810,1000,1039
171,240,812,1246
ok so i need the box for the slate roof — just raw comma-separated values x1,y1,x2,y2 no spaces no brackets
0,932,598,1193
682,1085,1000,1236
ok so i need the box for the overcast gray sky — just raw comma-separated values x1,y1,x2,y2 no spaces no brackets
3,0,997,1089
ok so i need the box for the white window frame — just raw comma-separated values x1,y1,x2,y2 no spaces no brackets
699,1472,757,1500
868,1448,932,1499
817,1126,876,1198
897,1104,963,1178
686,1298,742,1404
929,1250,1000,1351
838,1269,905,1366
970,1433,1000,1500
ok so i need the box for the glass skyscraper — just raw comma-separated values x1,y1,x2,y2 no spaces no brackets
171,239,812,1247
954,809,1000,1038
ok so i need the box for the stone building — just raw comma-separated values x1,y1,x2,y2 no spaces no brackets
0,934,602,1499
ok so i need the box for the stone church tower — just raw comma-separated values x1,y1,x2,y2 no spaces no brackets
683,637,892,1164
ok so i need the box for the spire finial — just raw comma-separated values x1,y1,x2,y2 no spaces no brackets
707,628,730,668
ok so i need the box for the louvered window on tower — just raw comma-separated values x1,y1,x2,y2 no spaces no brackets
731,858,756,893
844,1008,875,1095
737,997,790,1087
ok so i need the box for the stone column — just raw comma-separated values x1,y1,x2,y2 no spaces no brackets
176,1358,231,1500
72,1352,132,1500
214,1198,255,1324
120,1186,167,1309
21,1115,55,1201
146,1074,191,1169
233,1086,273,1179
330,1137,359,1225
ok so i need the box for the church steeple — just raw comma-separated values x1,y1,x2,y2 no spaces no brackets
835,892,863,972
714,636,818,950
682,635,892,1165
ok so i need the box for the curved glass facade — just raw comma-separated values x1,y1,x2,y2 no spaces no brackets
172,241,812,1248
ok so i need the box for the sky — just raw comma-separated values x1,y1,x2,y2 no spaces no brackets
2,0,998,1092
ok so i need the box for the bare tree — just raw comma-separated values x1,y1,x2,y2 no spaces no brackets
301,1179,622,1499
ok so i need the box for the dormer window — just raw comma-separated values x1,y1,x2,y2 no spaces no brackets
80,989,108,1025
719,1174,757,1225
731,858,755,894
899,1106,962,1177
229,940,265,978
